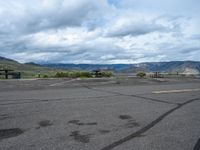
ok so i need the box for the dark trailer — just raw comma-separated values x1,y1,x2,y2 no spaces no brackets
0,69,21,79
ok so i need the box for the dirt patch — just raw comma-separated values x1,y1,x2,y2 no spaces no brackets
119,115,132,120
70,131,91,143
38,120,53,127
0,128,23,140
68,120,97,126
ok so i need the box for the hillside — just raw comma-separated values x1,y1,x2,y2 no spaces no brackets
0,57,62,78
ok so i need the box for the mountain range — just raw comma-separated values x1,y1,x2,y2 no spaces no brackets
43,61,200,74
0,56,200,74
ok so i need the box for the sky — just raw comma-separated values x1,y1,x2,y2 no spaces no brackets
0,0,200,64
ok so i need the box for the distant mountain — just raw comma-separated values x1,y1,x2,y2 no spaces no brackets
24,62,42,67
1,56,200,76
43,61,200,74
43,64,134,72
135,61,200,74
0,56,17,62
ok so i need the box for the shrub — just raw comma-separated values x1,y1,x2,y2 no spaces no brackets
137,72,146,78
79,71,92,78
55,71,92,78
43,74,48,78
101,72,113,77
55,72,69,78
55,71,113,78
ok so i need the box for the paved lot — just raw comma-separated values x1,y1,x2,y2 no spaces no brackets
0,77,200,150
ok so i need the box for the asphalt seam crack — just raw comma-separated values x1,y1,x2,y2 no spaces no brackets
0,95,118,106
100,98,200,150
130,94,180,105
84,86,178,105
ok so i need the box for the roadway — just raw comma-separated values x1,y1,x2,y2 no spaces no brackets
0,77,200,150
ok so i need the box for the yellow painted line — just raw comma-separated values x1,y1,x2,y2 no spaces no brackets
152,88,200,94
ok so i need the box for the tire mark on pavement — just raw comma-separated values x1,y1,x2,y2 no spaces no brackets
194,138,200,150
100,98,200,150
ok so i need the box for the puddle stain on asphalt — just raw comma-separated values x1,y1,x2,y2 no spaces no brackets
0,128,24,140
119,115,140,128
68,120,97,126
125,120,140,128
70,131,91,143
98,129,110,134
0,114,10,120
119,115,132,120
36,120,53,129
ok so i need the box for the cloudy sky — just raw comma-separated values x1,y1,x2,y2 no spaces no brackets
0,0,200,64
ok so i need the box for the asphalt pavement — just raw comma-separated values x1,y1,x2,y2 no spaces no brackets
0,77,200,150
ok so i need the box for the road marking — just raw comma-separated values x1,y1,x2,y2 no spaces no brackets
152,88,200,94
49,78,79,87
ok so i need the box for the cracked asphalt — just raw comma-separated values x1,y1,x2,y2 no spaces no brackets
0,77,200,150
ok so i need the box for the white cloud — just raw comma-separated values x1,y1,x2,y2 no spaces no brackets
0,0,199,63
